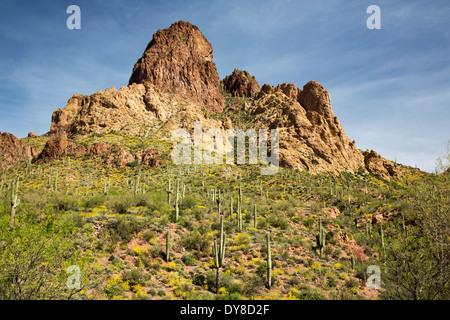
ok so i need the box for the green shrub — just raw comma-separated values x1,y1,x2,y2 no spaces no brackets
50,193,79,212
266,212,289,229
182,254,198,266
142,229,155,242
108,193,134,214
180,223,212,252
122,268,147,287
106,216,146,242
303,218,315,228
345,278,359,289
83,194,105,209
292,285,327,300
181,196,196,209
157,289,166,297
241,276,264,296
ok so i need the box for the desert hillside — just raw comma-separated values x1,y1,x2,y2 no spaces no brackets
0,21,448,301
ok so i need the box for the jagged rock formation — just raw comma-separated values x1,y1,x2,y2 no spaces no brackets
222,69,260,97
40,20,402,177
48,82,227,139
49,21,226,137
248,81,364,174
258,83,301,101
363,150,402,180
49,83,174,136
0,132,35,168
129,20,223,113
36,136,161,167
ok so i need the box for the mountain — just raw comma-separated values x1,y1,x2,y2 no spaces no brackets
129,20,223,113
8,20,401,179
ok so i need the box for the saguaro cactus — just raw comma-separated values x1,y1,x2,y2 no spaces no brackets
237,197,243,231
175,191,180,222
267,232,272,289
166,230,171,262
253,204,257,229
134,167,142,196
316,217,326,257
167,181,173,205
10,175,20,227
230,197,233,221
380,225,386,261
216,189,222,214
212,215,226,293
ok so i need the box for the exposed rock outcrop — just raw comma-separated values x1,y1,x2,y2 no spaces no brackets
0,132,35,168
129,20,223,113
222,69,260,98
42,20,403,178
248,81,364,174
258,83,301,101
363,150,402,180
36,136,161,168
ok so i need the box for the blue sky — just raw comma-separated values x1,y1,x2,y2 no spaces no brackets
0,0,449,172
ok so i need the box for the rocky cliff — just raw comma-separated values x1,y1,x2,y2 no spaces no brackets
246,81,364,174
0,132,35,169
129,20,223,113
222,69,260,98
35,21,403,178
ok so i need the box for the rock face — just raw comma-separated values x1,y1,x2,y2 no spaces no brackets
0,132,35,168
129,21,223,113
222,69,260,97
36,136,84,163
43,20,403,178
248,81,365,174
36,136,161,167
363,150,402,180
49,84,164,136
258,83,301,101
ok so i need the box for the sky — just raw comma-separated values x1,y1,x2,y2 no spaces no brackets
0,0,449,173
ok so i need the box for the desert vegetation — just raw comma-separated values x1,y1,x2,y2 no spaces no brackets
1,131,448,300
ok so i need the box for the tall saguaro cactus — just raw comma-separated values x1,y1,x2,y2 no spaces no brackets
267,232,272,289
380,225,386,262
216,189,222,214
253,204,257,229
166,230,171,262
230,197,233,221
167,180,173,206
316,217,326,257
212,215,226,293
237,197,243,232
10,175,20,227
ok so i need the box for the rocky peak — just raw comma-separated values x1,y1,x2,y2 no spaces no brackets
257,83,301,101
298,80,332,117
0,132,35,168
222,69,260,97
128,20,223,113
249,82,364,174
